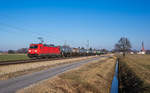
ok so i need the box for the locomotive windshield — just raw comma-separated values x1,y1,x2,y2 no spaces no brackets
30,45,38,49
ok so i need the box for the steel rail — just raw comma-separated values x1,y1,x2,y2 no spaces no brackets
0,56,82,66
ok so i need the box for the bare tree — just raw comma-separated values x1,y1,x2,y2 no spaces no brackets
81,47,85,49
115,37,131,56
16,48,28,53
8,50,15,54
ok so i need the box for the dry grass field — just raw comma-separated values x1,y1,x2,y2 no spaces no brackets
17,56,116,93
119,54,150,93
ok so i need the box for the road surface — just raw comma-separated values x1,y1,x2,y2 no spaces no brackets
0,57,103,93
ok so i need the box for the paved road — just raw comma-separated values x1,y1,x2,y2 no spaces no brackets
0,57,102,93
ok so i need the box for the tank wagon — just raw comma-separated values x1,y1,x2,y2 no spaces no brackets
60,46,72,57
28,43,103,58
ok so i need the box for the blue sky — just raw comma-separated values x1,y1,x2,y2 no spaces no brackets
0,0,150,50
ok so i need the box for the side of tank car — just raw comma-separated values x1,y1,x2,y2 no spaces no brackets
60,46,72,57
96,50,101,55
79,48,87,56
72,48,80,56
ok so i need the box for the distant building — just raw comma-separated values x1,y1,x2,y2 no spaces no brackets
138,41,146,54
146,50,150,54
130,52,134,54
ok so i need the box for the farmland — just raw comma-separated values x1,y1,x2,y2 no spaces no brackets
0,54,29,61
119,54,150,93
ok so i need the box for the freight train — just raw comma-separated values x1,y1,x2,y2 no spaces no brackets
27,43,102,58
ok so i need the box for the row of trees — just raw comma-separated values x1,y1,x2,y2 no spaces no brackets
8,48,28,54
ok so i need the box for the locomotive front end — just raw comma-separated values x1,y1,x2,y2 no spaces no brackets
28,44,39,58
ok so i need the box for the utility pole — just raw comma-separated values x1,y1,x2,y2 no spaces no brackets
86,40,89,50
64,40,67,46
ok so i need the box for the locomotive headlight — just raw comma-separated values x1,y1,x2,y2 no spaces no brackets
35,50,37,52
28,50,31,52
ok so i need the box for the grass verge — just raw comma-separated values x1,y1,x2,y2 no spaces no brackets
119,55,150,93
17,56,116,93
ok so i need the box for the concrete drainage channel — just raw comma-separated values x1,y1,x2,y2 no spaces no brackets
110,59,119,93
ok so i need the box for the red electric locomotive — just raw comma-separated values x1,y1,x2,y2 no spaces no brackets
28,44,61,58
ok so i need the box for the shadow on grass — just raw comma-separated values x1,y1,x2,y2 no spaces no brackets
119,59,150,93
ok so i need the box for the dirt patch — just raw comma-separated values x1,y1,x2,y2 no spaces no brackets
17,56,116,93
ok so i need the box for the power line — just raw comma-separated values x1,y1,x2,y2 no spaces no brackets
0,27,15,34
0,15,51,36
0,22,33,33
0,22,48,37
0,14,59,38
0,15,82,45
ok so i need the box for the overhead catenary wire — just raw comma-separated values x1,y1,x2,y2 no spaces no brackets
0,14,56,37
0,15,92,48
0,21,67,46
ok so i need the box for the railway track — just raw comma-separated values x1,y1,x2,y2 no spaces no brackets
0,57,81,66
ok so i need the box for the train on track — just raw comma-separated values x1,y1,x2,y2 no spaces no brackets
27,43,103,58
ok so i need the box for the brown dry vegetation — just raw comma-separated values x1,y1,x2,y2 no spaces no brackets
0,56,96,80
17,56,116,93
119,54,150,93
